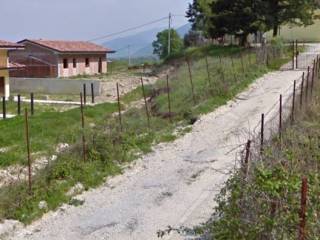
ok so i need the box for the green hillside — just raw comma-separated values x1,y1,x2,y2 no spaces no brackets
267,20,320,42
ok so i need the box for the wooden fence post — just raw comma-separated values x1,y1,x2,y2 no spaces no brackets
116,83,123,132
298,177,308,240
205,56,212,90
166,75,172,123
243,140,251,178
140,77,151,129
80,93,86,162
186,59,196,105
24,108,32,193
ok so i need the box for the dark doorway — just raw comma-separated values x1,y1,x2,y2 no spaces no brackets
0,77,5,96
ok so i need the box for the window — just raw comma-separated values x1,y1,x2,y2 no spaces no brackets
63,59,68,69
85,58,90,67
73,58,77,68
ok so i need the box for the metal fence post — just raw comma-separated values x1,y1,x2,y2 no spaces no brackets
30,93,34,115
298,177,308,240
91,83,95,104
83,83,87,106
17,94,21,115
80,93,86,161
260,113,265,155
279,94,282,142
24,108,32,193
291,80,296,124
300,72,305,109
116,83,123,132
2,96,6,119
140,77,151,129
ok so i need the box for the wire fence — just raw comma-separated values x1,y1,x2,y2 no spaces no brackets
235,54,320,240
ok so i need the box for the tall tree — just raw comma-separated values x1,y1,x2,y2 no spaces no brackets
264,0,318,36
186,0,213,35
209,0,265,46
152,29,184,59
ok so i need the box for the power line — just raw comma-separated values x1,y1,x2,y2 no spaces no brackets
88,16,168,42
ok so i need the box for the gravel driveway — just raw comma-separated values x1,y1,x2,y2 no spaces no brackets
9,44,320,240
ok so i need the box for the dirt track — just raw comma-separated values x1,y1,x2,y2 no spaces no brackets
8,45,320,240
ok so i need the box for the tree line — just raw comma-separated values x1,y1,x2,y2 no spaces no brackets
186,0,319,46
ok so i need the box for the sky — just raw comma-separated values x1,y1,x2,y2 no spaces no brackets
1,0,191,43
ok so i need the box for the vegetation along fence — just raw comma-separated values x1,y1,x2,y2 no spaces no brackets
0,43,315,225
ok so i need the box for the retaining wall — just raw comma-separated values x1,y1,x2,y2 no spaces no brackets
9,78,101,96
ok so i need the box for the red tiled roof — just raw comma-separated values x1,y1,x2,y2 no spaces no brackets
18,39,112,53
0,40,24,49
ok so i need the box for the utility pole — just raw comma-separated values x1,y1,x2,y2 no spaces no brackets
128,45,131,66
168,12,172,57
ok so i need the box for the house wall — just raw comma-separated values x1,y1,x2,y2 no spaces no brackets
0,49,10,98
57,54,107,78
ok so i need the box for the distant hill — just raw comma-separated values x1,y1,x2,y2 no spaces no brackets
103,23,191,59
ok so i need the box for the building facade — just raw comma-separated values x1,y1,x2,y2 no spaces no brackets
10,39,113,78
0,40,24,98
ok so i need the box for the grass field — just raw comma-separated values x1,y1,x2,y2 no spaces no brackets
0,44,291,224
267,20,320,42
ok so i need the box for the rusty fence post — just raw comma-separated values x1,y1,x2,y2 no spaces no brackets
243,140,251,178
166,75,172,123
116,83,123,132
292,41,295,70
305,66,310,103
83,83,87,106
2,97,6,119
231,56,238,82
298,176,308,240
240,53,245,72
91,83,95,104
311,62,315,97
296,40,299,69
205,55,212,90
80,93,86,162
291,80,296,124
186,59,196,105
279,94,282,142
300,73,305,109
260,113,265,155
30,93,34,115
140,77,151,129
24,108,32,193
17,94,21,116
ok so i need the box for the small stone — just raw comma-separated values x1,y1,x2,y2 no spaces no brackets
38,201,48,210
50,155,58,161
66,183,85,197
55,143,69,153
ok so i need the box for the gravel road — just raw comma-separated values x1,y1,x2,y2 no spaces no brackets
8,45,320,240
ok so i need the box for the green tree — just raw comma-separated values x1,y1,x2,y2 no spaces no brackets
152,29,184,59
186,0,214,36
209,0,266,46
264,0,319,37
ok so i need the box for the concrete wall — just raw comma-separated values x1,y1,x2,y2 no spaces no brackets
10,78,101,96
